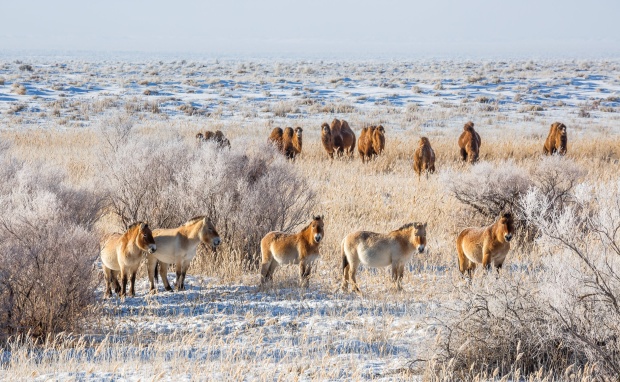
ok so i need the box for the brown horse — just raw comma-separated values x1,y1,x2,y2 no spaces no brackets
358,126,377,163
458,121,481,163
413,137,436,180
148,216,221,292
341,223,427,292
456,212,515,277
543,122,567,155
100,222,157,298
260,216,325,287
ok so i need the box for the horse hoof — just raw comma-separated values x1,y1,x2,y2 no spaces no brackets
149,289,157,295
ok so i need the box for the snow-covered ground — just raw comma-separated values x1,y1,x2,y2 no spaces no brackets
1,59,619,129
1,58,620,380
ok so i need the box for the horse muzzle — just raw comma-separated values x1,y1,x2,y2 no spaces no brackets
417,245,425,253
505,234,513,242
314,234,322,243
148,244,157,254
213,237,221,247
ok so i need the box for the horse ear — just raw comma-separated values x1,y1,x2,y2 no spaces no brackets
140,222,147,230
423,222,427,228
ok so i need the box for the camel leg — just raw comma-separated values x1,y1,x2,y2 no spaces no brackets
460,148,468,162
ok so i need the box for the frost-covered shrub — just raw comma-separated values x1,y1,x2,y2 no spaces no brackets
426,178,620,379
443,157,583,240
520,181,620,377
424,275,583,381
442,160,531,218
0,143,101,340
100,131,316,269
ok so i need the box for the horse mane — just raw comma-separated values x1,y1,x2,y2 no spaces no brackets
396,222,416,231
127,221,146,230
183,216,206,226
464,121,475,132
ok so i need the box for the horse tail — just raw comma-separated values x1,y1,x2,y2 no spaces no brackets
154,260,159,283
341,240,349,272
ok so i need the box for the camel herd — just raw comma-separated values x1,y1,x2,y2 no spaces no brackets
259,119,567,181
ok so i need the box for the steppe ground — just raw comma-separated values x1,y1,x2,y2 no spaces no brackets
1,58,619,380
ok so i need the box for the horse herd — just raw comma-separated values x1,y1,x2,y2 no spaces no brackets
99,212,515,299
100,120,566,298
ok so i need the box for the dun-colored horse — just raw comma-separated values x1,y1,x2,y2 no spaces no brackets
100,222,157,298
147,216,221,292
341,222,427,292
456,212,515,276
260,216,324,287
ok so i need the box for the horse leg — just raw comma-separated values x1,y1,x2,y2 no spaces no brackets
341,263,349,292
481,247,492,273
299,262,308,288
129,271,137,297
180,262,190,290
102,266,113,299
147,254,158,294
111,270,121,295
158,262,173,291
391,263,402,291
120,268,128,298
260,260,272,285
398,264,405,291
175,262,184,291
300,262,312,288
350,264,361,294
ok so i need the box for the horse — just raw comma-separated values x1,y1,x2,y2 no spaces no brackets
260,215,324,287
100,222,157,298
147,216,221,292
456,212,515,277
341,222,427,293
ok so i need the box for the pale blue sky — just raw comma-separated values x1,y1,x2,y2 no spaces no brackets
1,0,619,58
